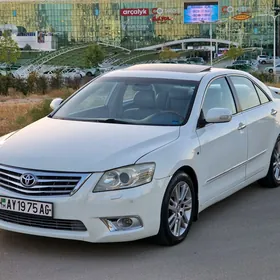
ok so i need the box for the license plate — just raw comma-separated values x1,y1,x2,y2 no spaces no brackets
0,196,53,217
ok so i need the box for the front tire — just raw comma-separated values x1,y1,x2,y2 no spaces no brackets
155,172,195,246
259,136,280,188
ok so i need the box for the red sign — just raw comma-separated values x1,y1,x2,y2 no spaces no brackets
151,16,173,22
120,8,149,16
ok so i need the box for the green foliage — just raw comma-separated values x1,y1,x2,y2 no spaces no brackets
159,48,179,60
50,70,63,89
16,99,52,127
27,72,38,93
23,44,32,51
85,44,105,67
13,77,29,95
16,90,73,129
0,30,21,67
251,71,275,83
0,76,12,95
225,46,244,61
37,76,48,95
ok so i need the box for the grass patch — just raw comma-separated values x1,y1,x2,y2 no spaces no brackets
0,89,74,136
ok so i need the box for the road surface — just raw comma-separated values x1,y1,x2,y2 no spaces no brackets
1,183,280,280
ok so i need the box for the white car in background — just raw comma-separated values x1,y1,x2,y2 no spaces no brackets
264,64,280,74
61,68,86,79
1,64,280,246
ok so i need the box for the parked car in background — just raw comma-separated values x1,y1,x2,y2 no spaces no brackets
61,68,86,79
264,64,280,74
185,57,205,65
225,63,257,73
257,55,280,64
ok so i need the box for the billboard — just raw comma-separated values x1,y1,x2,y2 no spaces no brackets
184,2,219,23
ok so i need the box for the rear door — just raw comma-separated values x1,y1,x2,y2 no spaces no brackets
196,77,247,202
228,75,277,179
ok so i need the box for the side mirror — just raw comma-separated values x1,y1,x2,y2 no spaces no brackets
50,98,63,110
205,108,232,123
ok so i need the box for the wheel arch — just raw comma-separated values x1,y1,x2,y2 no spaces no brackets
174,165,199,221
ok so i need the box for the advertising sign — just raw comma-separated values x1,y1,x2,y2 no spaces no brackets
231,14,251,20
151,16,173,23
120,8,149,16
184,2,219,23
152,8,180,15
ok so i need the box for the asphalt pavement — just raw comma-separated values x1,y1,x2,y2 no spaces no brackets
1,182,280,280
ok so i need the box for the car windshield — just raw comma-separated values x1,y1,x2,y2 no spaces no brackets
52,76,199,126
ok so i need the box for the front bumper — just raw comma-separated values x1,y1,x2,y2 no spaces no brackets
0,173,170,243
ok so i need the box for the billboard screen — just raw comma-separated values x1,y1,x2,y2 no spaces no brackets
184,2,218,23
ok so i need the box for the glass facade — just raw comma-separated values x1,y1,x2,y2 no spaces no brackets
0,0,279,50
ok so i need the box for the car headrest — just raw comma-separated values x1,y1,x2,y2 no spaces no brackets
132,84,154,91
168,88,191,100
133,90,156,108
156,91,169,109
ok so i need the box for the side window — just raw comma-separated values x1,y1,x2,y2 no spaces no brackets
230,76,260,111
255,85,270,104
202,77,237,117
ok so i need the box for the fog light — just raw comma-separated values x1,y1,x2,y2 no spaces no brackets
117,217,133,228
101,216,143,232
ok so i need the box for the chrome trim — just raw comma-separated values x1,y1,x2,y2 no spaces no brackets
100,216,143,232
271,109,277,116
247,149,267,163
206,150,267,183
0,164,91,197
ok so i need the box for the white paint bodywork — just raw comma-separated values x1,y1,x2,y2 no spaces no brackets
0,67,280,243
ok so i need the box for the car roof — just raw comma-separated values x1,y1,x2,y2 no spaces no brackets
126,63,211,73
103,63,249,81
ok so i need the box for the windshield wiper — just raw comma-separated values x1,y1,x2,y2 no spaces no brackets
95,118,135,124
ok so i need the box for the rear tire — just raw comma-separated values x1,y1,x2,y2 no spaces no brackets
154,172,195,246
269,69,273,73
259,135,280,188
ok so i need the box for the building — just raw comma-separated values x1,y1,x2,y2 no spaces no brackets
0,0,279,53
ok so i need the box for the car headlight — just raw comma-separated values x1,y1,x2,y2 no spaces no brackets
93,163,156,192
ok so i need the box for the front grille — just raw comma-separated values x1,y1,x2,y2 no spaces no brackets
0,210,87,231
0,165,90,196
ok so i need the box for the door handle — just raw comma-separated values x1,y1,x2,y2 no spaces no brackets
271,109,278,116
238,123,247,130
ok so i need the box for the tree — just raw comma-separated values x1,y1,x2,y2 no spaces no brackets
0,30,21,71
159,47,179,60
225,46,244,61
85,44,105,68
23,44,32,51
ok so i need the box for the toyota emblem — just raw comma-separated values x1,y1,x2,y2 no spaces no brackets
20,173,37,187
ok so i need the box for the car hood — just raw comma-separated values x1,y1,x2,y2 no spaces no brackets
0,117,180,172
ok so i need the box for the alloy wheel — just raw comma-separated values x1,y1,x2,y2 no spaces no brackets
273,140,280,181
168,181,192,237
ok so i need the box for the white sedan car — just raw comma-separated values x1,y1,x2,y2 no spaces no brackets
0,64,280,246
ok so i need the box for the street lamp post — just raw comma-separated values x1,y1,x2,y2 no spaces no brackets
210,21,213,66
260,13,280,74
